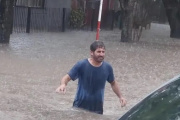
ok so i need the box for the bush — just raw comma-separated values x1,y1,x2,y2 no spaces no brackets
69,9,85,29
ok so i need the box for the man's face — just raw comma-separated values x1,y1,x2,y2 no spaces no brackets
91,47,105,63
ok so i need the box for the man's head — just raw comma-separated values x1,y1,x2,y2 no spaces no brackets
90,41,105,52
90,41,105,63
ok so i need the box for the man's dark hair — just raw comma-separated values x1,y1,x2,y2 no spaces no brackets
90,41,105,52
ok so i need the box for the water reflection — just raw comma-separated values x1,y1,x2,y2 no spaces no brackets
5,33,90,60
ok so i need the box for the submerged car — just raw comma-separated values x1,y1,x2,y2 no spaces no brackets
119,75,180,120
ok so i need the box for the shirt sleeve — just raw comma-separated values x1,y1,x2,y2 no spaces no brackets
107,65,115,83
68,61,81,81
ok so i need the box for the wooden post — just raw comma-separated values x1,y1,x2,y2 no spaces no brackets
91,8,95,31
62,8,66,32
111,10,114,30
26,7,31,33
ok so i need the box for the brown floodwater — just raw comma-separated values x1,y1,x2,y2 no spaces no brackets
1,23,180,120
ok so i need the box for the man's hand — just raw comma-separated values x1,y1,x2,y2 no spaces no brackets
119,97,127,107
55,74,71,94
56,84,66,94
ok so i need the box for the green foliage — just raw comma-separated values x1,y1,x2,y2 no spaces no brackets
69,9,85,29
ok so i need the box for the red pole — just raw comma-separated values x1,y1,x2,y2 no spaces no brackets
96,0,103,40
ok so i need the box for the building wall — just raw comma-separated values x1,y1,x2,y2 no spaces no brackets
85,0,114,29
45,0,71,30
45,0,71,8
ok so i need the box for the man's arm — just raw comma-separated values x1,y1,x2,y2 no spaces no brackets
55,74,71,94
110,80,127,107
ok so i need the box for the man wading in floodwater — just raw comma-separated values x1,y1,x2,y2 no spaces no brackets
56,41,127,114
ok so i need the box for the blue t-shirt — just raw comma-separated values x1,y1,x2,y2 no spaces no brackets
68,59,114,114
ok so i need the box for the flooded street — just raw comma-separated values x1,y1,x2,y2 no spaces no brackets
1,23,180,120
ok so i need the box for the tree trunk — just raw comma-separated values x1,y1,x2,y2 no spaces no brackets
0,0,14,43
121,10,133,42
162,0,180,38
120,0,136,42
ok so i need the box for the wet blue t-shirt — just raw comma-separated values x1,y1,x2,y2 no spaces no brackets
68,59,114,114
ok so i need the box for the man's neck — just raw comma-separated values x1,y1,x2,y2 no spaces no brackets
88,58,102,67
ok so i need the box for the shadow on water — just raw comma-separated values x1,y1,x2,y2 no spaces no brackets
41,108,118,120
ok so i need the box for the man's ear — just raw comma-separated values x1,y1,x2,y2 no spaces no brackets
90,51,93,56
